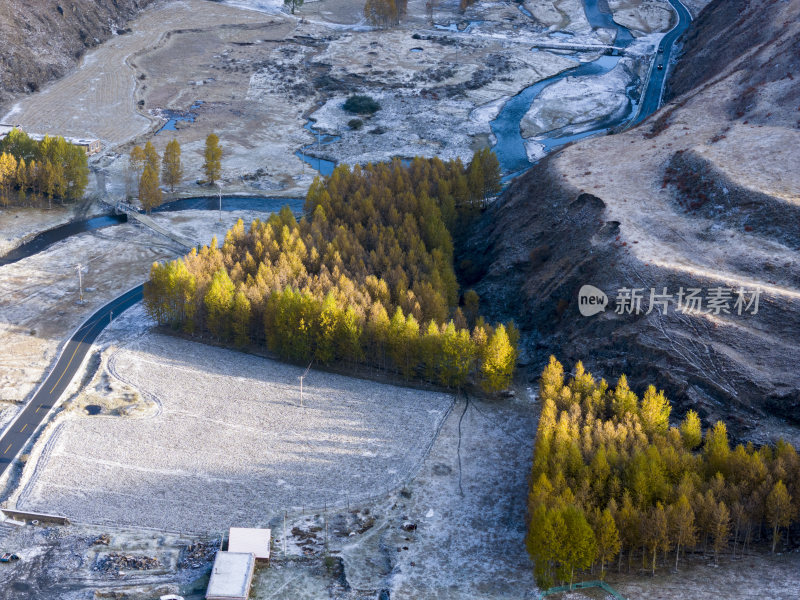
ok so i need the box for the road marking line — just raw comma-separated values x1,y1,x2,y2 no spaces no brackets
50,298,138,394
3,444,11,454
49,324,94,394
35,404,44,413
20,423,27,433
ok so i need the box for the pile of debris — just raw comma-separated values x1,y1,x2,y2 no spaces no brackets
95,553,160,573
178,540,218,569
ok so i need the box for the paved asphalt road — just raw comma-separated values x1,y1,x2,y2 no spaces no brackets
631,0,693,126
0,285,144,478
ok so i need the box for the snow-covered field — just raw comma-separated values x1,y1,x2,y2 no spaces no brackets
248,385,540,598
15,309,454,533
0,206,287,433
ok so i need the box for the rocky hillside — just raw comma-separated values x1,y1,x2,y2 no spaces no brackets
463,0,800,437
0,0,156,110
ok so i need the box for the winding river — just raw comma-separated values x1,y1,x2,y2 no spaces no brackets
491,0,640,174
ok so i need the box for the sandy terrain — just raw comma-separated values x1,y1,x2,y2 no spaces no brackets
12,320,453,533
525,0,594,33
1,0,276,145
609,0,676,35
521,58,638,138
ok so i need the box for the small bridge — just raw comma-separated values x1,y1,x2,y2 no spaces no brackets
530,42,626,54
107,200,197,251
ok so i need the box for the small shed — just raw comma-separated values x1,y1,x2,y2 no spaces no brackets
228,527,271,562
205,552,255,600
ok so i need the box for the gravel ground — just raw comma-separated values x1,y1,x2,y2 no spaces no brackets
15,311,454,533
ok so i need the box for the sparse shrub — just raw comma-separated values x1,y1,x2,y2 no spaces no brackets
348,118,364,130
343,95,381,115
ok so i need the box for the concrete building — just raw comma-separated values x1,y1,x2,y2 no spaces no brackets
228,527,271,562
205,552,255,600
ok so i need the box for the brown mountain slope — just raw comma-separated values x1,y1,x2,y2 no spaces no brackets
0,0,156,110
462,0,800,436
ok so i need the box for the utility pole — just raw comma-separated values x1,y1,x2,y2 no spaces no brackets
216,181,223,223
283,511,287,557
298,358,313,407
76,264,85,304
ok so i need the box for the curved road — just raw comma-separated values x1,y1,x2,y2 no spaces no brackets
0,286,143,478
0,0,694,481
630,0,693,126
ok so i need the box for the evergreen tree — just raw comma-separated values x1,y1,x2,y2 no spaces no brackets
232,290,251,347
645,503,669,575
705,421,731,478
611,374,638,420
203,133,223,184
480,323,516,392
129,145,146,198
477,147,501,200
594,508,620,579
558,506,597,589
766,480,792,553
205,269,235,341
679,409,702,450
463,289,479,326
712,500,730,564
668,494,696,571
639,385,670,436
139,164,163,213
162,139,184,193
144,141,160,176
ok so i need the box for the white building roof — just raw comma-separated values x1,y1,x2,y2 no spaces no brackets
228,527,271,560
205,552,255,600
0,125,99,148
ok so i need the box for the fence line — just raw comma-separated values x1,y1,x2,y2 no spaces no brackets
538,580,627,599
